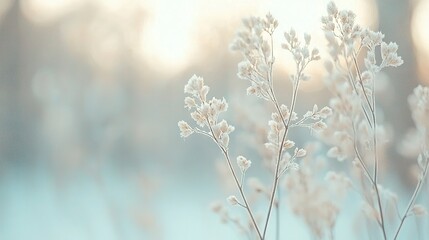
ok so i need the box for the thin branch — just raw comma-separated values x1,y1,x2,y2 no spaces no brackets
393,156,429,240
206,120,263,240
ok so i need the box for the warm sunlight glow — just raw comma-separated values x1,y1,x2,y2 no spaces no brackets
139,0,198,76
19,0,378,81
412,0,429,84
138,0,378,80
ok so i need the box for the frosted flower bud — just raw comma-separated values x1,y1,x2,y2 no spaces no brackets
283,140,295,149
324,22,335,31
289,28,296,38
247,86,257,95
213,97,228,113
361,71,373,84
280,104,290,119
338,10,348,23
237,155,252,172
200,86,209,101
327,1,338,16
271,112,282,123
210,202,223,213
237,61,253,79
327,147,340,159
319,106,333,118
381,42,397,59
184,74,205,95
184,97,196,109
304,33,311,45
218,120,229,132
411,204,427,216
227,195,239,205
387,55,404,67
312,104,319,113
219,133,230,148
293,52,302,62
366,50,376,65
248,178,265,193
312,121,327,131
296,148,307,158
370,31,384,46
301,74,310,81
387,42,399,53
178,121,193,138
321,16,330,25
301,47,310,58
281,43,290,50
311,48,320,59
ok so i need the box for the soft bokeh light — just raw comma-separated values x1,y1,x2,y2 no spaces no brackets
0,0,427,239
412,0,429,84
138,0,197,76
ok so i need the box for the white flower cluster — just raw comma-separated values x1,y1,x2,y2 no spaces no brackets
179,75,234,149
320,2,400,162
282,29,320,83
292,104,333,132
323,1,403,72
178,3,426,239
230,13,278,100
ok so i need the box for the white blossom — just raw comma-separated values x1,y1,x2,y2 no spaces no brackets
411,204,427,216
227,195,239,206
178,121,193,138
236,155,252,172
296,148,307,158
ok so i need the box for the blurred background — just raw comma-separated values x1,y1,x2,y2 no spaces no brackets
0,0,428,239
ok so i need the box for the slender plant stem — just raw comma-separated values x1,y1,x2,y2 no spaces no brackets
222,148,263,240
276,190,280,240
205,120,263,240
393,156,429,240
351,54,387,240
262,73,301,239
222,149,263,239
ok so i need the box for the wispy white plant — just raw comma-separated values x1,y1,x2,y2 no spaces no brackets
179,2,428,239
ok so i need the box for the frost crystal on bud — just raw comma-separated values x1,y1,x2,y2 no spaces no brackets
227,195,239,206
237,155,251,172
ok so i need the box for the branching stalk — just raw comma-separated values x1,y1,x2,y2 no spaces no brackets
393,156,429,240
